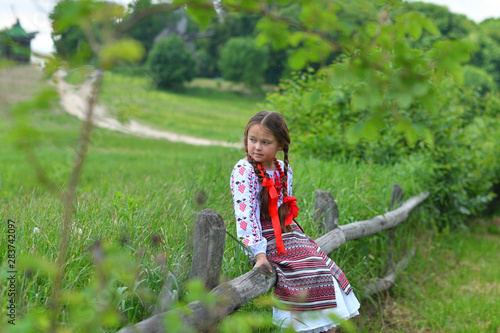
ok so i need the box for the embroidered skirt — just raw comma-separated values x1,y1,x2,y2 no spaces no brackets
262,218,354,312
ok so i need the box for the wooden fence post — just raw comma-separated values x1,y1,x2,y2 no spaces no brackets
314,190,339,232
387,184,404,272
389,184,404,211
189,209,226,289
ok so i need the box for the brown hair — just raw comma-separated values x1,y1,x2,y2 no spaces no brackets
243,111,293,233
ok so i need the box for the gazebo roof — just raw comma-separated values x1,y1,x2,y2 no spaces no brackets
5,19,37,40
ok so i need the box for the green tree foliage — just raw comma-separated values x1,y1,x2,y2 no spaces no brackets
125,0,170,55
480,18,500,45
217,37,269,88
396,3,500,86
126,1,201,58
396,2,475,47
194,12,261,77
463,65,497,95
266,69,500,226
468,33,500,85
49,0,144,69
262,3,499,227
50,0,95,64
147,34,196,89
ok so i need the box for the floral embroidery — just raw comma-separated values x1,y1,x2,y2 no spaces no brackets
230,159,294,252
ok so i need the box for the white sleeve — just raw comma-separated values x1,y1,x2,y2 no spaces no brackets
287,164,293,197
230,161,267,256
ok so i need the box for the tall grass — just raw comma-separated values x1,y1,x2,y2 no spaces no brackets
1,67,476,332
0,102,435,330
355,225,500,332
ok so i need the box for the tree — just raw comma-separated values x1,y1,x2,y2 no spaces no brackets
463,65,497,95
396,2,476,49
147,34,196,89
125,0,171,55
217,37,268,88
194,12,261,77
50,0,95,64
468,33,500,85
480,18,500,45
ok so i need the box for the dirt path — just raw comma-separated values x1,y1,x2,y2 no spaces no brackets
49,67,240,148
2,65,239,147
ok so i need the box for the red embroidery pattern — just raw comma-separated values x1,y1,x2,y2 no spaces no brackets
230,159,293,251
240,221,247,230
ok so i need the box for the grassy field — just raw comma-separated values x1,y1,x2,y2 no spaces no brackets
356,221,500,332
1,65,497,332
98,71,266,143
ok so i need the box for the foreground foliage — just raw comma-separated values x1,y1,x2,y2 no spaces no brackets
2,0,499,332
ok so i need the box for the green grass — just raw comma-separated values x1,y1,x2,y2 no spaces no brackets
356,223,500,332
98,72,265,142
0,98,434,331
1,66,495,332
0,57,18,70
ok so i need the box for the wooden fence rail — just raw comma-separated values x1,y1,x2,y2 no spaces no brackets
118,186,430,333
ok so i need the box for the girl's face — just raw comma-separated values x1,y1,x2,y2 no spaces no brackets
247,124,283,170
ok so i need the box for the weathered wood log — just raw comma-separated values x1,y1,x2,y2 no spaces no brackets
118,266,276,333
317,191,429,254
314,190,339,232
117,191,430,333
189,209,226,289
362,247,416,296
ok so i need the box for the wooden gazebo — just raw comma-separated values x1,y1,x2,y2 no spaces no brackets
0,19,38,63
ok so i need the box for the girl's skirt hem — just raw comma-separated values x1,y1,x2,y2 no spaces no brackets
273,275,360,333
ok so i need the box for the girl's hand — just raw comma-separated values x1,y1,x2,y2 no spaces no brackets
254,253,273,273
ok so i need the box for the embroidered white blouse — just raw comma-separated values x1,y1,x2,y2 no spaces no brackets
229,159,294,256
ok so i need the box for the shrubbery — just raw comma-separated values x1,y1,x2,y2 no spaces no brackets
265,65,500,227
146,34,196,89
463,65,497,95
217,37,269,88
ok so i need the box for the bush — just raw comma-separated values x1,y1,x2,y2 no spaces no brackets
147,34,196,89
463,65,497,95
265,66,500,228
217,37,269,88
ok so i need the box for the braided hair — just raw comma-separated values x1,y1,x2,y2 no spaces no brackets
243,111,293,233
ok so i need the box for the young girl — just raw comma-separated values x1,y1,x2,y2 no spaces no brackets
230,111,360,333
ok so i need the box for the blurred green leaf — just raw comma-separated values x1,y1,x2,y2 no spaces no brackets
302,89,321,110
366,22,379,38
395,119,418,147
289,49,307,70
409,23,422,40
256,18,290,50
18,255,58,278
99,38,145,69
186,5,216,30
346,121,364,145
420,16,440,36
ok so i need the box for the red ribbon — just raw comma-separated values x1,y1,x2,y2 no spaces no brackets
262,178,286,255
284,196,300,226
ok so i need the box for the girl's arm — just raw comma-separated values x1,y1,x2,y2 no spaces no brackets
230,161,268,260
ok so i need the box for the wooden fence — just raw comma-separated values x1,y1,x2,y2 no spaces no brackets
118,185,430,333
